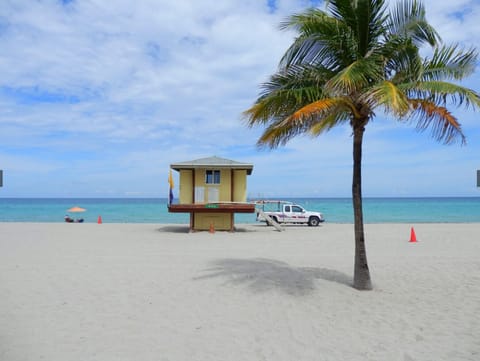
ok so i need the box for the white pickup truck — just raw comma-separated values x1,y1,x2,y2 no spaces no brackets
256,201,325,226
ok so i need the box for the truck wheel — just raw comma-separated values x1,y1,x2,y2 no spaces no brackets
308,217,320,227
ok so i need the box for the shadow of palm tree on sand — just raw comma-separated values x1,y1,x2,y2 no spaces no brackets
195,258,352,296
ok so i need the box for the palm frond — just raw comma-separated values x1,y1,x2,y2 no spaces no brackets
279,8,330,33
242,66,325,126
423,44,478,81
309,112,350,136
257,119,297,149
256,97,354,148
326,57,383,94
343,0,388,55
279,9,356,68
363,80,410,116
408,99,465,144
280,35,348,69
288,97,358,122
401,81,480,109
325,0,389,57
382,37,423,83
388,0,440,46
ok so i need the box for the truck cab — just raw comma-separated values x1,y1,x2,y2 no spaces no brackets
282,204,308,223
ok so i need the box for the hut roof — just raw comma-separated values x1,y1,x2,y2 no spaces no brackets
170,156,253,175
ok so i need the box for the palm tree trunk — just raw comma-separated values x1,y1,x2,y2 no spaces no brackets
352,122,372,290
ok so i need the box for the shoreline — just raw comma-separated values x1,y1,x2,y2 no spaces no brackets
1,222,479,360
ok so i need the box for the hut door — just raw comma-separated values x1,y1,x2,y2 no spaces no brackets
207,187,219,202
195,187,205,203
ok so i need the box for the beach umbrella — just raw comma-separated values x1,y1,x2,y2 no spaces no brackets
68,206,86,213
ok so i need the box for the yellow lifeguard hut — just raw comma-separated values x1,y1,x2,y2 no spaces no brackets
168,156,255,231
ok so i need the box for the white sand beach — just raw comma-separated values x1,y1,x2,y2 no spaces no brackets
0,222,479,361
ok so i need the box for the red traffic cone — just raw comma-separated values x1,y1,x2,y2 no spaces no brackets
97,215,102,224
409,227,417,243
209,222,215,234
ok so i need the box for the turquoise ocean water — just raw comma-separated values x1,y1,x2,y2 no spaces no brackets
1,197,480,223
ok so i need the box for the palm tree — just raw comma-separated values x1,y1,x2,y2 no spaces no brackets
243,0,480,290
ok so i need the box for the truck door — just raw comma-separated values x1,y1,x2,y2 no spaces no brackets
291,205,307,223
283,205,293,222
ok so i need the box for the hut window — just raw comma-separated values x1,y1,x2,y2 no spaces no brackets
205,170,220,184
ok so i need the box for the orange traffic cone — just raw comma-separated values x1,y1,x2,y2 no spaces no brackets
409,227,417,243
209,222,215,234
97,215,102,224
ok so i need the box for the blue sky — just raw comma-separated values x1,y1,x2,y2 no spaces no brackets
0,0,479,198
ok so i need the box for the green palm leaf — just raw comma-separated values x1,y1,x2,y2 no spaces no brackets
363,80,409,115
388,0,440,46
423,44,478,81
401,81,480,108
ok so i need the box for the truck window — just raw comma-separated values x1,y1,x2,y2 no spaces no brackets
292,206,303,213
284,205,291,212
